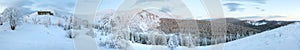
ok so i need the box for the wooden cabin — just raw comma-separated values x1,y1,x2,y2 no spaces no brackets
37,11,54,15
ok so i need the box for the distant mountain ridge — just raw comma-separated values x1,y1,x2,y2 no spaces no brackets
156,18,295,46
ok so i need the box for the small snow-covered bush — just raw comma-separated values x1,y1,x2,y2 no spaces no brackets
98,37,115,48
99,35,131,49
86,29,96,38
114,39,131,49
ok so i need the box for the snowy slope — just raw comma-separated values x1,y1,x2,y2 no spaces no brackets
0,23,74,50
223,22,300,50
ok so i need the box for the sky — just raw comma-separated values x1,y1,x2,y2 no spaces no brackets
0,0,300,18
95,0,300,18
222,0,300,18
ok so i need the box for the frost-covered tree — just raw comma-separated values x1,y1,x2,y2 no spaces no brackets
64,16,72,30
66,30,77,38
167,34,179,50
0,15,3,25
64,16,82,30
1,7,32,28
2,7,22,30
10,15,16,30
236,33,241,39
186,33,195,47
202,37,209,46
99,19,112,36
63,16,68,30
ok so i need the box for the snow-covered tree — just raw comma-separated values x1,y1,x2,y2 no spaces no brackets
2,7,22,30
66,30,76,38
64,16,82,30
167,34,179,50
202,37,209,46
1,7,32,27
186,33,195,47
64,16,72,30
236,33,241,39
0,15,3,25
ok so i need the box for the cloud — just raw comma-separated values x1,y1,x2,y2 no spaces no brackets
159,7,171,13
0,0,34,7
135,0,166,4
0,0,76,13
30,0,76,12
0,0,35,14
225,0,267,4
255,7,265,11
223,3,244,12
239,15,286,19
223,0,267,12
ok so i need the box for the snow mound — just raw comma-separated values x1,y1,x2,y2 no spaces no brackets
0,23,74,50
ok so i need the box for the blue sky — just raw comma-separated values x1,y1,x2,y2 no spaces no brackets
1,0,300,18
